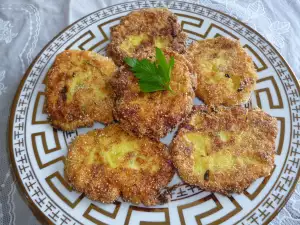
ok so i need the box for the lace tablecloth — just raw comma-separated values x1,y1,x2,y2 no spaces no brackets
0,0,299,224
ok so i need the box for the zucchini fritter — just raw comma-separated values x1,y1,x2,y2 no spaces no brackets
112,50,196,139
46,50,116,130
171,106,277,195
64,124,174,206
107,8,187,65
187,37,258,105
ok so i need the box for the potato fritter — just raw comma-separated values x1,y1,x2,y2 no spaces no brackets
187,37,258,106
46,50,116,131
64,124,174,206
111,50,196,140
171,105,277,195
107,8,187,65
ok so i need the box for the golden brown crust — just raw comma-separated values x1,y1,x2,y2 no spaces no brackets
187,37,258,106
111,50,196,140
171,105,277,195
45,50,117,131
107,8,187,65
64,124,174,206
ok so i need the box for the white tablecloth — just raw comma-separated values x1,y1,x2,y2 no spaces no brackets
0,0,299,224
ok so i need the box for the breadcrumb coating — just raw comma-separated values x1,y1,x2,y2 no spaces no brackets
64,124,174,205
111,49,196,139
187,37,257,106
171,105,277,195
107,8,187,65
46,50,116,130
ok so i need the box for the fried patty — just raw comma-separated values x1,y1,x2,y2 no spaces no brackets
111,50,196,140
171,105,277,195
187,37,258,106
46,50,117,131
107,8,187,65
64,124,174,206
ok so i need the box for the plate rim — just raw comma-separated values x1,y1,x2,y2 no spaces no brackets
7,1,300,224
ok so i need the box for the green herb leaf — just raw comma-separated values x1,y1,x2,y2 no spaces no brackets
124,47,175,93
139,81,165,92
124,57,138,68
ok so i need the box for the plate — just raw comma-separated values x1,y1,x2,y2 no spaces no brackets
8,1,300,224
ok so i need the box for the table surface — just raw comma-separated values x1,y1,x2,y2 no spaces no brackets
0,0,299,224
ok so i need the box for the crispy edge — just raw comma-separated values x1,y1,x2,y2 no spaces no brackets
187,37,258,105
107,8,187,65
45,50,117,131
170,105,278,195
64,124,175,205
111,50,196,139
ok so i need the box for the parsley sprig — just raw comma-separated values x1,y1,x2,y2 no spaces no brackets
124,48,175,93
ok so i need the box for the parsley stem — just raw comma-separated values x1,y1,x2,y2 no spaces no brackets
124,48,175,93
165,84,175,94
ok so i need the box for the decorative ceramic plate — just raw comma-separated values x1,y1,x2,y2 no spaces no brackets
8,1,300,224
